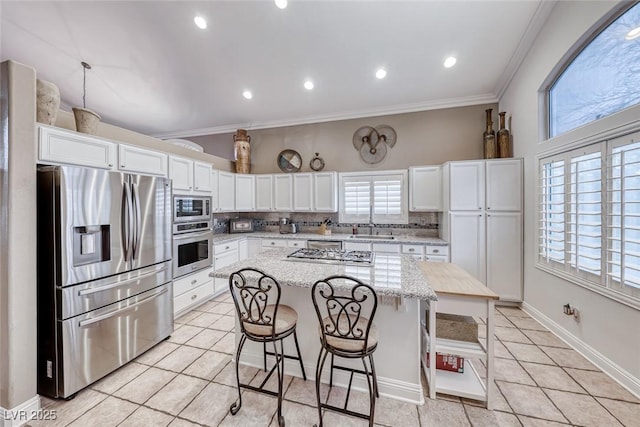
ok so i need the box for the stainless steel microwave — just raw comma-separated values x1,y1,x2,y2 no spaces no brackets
173,196,211,224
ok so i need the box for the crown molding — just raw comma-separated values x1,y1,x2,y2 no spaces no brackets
151,93,498,139
495,0,558,101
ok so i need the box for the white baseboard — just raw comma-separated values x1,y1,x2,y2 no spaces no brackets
0,396,41,427
239,352,424,405
522,302,640,398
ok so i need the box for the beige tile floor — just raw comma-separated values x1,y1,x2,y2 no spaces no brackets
29,294,640,427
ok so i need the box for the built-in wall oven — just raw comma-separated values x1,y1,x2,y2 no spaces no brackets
172,195,213,278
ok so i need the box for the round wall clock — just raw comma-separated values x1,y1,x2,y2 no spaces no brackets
277,149,302,172
309,153,325,171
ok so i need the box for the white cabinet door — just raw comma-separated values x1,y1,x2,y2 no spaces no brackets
248,238,262,257
486,212,523,301
449,212,486,284
372,243,401,253
211,169,219,212
118,144,168,176
255,175,273,211
485,159,522,212
217,171,236,212
169,156,193,192
274,174,293,211
293,173,313,211
449,161,484,211
38,125,116,169
235,174,255,211
409,166,442,211
286,240,306,249
193,161,213,193
238,238,249,260
214,249,240,270
314,172,338,212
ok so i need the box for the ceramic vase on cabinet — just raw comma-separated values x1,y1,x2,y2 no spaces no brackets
497,112,511,158
36,79,60,125
233,129,251,174
72,107,101,135
483,108,497,159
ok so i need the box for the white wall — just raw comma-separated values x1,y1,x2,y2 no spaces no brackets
499,0,640,392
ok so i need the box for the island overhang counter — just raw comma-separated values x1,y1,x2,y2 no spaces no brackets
211,248,437,404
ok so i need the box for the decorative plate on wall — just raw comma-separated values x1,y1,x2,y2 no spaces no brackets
277,149,302,172
309,153,325,171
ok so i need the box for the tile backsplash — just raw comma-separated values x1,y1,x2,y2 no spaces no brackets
213,211,440,237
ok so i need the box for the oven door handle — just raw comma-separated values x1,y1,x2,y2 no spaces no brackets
77,266,168,296
78,287,168,328
173,230,213,241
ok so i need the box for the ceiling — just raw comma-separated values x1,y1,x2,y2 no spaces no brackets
1,1,554,138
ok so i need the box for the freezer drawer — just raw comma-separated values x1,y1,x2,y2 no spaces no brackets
42,284,173,398
60,261,172,319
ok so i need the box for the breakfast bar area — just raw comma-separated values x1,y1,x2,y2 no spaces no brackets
211,248,438,405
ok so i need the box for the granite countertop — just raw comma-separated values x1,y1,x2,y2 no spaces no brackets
212,231,448,246
210,248,437,301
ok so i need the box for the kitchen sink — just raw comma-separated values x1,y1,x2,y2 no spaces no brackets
349,235,395,240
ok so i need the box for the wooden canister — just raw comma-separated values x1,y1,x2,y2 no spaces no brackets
233,129,251,174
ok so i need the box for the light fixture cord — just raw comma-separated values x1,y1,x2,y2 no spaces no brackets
82,65,87,108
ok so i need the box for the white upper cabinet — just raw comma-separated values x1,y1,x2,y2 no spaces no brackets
274,174,293,211
169,156,194,192
235,174,255,212
38,125,116,170
485,159,522,211
255,175,274,211
217,171,236,212
293,173,313,211
314,172,338,212
193,161,213,193
448,161,485,211
170,156,212,194
118,144,168,177
409,166,441,211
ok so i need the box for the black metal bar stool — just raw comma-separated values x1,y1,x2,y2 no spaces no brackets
311,275,379,427
228,268,306,427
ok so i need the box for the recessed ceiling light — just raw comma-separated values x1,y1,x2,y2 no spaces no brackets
375,68,387,79
626,26,640,40
243,90,253,100
194,16,207,29
304,80,314,90
443,56,457,68
275,0,287,9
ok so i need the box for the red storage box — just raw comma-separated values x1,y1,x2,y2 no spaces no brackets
425,353,464,373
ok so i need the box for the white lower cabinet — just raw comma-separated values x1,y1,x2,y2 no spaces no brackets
449,212,486,283
486,212,523,301
372,243,401,254
213,240,240,295
287,240,306,248
402,244,425,260
173,268,214,318
344,241,372,251
262,239,288,249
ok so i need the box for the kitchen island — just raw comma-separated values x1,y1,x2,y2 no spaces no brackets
211,248,437,404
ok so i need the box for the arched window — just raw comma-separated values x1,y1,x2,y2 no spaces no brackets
548,2,640,138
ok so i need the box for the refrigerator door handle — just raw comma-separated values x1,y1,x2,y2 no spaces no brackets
123,182,134,262
77,287,168,328
131,182,141,260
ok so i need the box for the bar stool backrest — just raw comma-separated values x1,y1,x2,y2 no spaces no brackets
229,268,282,338
311,275,378,355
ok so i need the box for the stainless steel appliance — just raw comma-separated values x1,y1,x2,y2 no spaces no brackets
37,165,173,399
279,217,298,234
286,248,375,266
307,240,343,250
173,195,211,228
229,218,254,233
173,229,213,278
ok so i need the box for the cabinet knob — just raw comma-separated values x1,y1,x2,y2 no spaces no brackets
408,248,415,252
191,279,197,285
487,206,491,210
225,246,230,250
195,186,199,190
109,163,113,167
271,242,275,245
191,294,197,300
433,249,439,253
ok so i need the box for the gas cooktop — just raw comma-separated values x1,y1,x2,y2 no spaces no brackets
286,248,375,266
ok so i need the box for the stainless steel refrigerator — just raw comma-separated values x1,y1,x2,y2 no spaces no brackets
37,165,173,399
